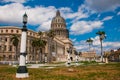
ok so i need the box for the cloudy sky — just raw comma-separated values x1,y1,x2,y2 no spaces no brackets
0,0,120,54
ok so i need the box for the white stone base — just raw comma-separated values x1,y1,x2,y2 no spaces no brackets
16,73,29,78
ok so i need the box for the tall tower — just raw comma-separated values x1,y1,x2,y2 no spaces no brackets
51,10,69,40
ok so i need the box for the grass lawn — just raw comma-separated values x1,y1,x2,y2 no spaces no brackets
0,62,120,80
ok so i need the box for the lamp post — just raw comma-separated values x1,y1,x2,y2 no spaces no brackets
16,13,29,78
67,47,72,65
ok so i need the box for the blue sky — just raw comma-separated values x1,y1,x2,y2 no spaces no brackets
0,0,120,54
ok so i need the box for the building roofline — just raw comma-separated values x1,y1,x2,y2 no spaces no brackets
0,26,37,33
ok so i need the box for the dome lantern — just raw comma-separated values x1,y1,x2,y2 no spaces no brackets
56,10,60,16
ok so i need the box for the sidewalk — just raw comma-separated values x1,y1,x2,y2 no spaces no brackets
27,62,82,68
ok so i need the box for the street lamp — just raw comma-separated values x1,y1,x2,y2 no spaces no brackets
16,13,29,78
67,47,72,65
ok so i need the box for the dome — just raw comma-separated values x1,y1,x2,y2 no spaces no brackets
52,10,65,24
51,10,69,39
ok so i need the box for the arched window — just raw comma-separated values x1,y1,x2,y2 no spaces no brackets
16,30,19,33
6,30,8,33
9,55,12,59
11,30,13,33
1,30,3,33
9,45,12,51
5,37,7,42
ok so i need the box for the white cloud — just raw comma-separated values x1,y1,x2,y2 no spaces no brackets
59,5,88,22
0,3,27,24
70,38,77,42
102,16,113,21
117,12,120,15
70,21,103,35
0,3,56,31
63,11,88,20
37,20,51,31
1,0,28,3
27,6,56,25
59,7,72,13
85,0,120,12
74,36,120,53
0,3,90,31
103,42,120,48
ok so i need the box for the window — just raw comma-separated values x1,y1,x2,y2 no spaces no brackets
0,46,1,51
4,45,6,51
30,32,32,35
0,37,2,41
11,30,13,33
9,45,12,51
5,38,7,42
3,55,6,59
6,30,8,33
16,30,19,33
10,38,12,42
9,55,12,59
1,30,3,33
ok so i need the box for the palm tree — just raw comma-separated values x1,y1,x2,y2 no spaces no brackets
47,30,55,39
11,34,19,61
47,30,55,62
38,39,46,63
86,38,93,51
38,31,47,63
96,30,106,62
38,31,43,39
86,38,93,61
31,39,38,62
32,32,47,63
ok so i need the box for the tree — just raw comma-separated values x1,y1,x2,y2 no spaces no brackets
47,30,55,62
38,31,47,63
96,30,106,62
31,36,46,63
86,38,93,51
11,34,19,60
31,38,38,61
47,30,55,39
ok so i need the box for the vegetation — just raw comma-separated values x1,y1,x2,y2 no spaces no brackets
86,38,93,51
96,30,106,62
11,34,19,60
0,62,120,80
31,31,47,62
47,30,55,62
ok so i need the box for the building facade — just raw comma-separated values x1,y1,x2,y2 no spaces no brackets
108,49,120,62
80,51,96,61
0,10,74,63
